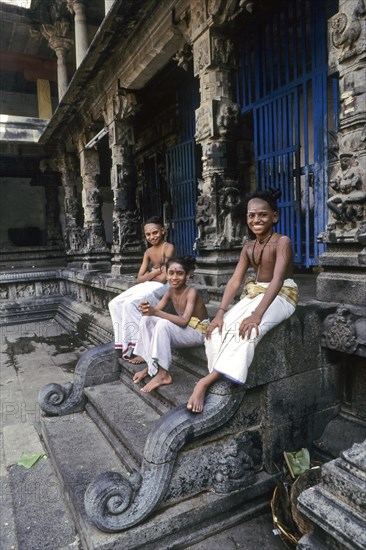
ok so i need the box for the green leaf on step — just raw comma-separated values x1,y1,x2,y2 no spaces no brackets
17,452,45,469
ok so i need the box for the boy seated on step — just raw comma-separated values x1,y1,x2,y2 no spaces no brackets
131,256,209,393
187,189,298,413
108,216,175,359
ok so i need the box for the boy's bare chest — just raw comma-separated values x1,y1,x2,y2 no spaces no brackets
148,247,164,267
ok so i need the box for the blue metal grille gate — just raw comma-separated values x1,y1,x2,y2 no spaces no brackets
166,140,197,255
166,78,200,255
237,0,332,266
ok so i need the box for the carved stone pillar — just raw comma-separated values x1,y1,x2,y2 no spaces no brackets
59,154,86,265
44,184,64,247
192,23,242,286
40,20,73,100
77,135,110,270
103,89,143,276
67,0,89,68
317,0,366,305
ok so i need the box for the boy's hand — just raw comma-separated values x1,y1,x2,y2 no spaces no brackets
139,301,155,316
206,314,224,339
239,313,261,340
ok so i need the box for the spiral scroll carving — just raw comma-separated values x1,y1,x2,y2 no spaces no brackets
84,380,246,532
38,381,84,415
38,342,119,415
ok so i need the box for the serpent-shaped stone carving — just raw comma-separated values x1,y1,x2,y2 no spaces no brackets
84,380,246,532
38,342,119,415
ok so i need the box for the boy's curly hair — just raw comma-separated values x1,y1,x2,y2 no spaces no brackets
144,216,164,226
248,187,281,212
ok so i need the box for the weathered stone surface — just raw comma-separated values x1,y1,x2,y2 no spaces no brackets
298,441,366,550
8,459,78,550
316,272,366,306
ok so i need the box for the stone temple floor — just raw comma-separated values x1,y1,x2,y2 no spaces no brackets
0,319,288,550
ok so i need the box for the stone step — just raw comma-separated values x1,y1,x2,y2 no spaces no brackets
41,412,129,549
321,458,366,518
296,533,329,550
119,353,203,414
8,458,78,550
171,345,208,378
41,395,275,550
297,484,366,550
84,381,161,469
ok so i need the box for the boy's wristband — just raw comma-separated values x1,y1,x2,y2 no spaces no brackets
218,307,227,313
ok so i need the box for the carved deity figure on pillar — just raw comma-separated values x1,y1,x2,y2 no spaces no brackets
112,209,139,250
327,152,366,232
219,185,243,245
195,175,217,247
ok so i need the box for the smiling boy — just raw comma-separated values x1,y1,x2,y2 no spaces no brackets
108,216,175,358
187,189,298,413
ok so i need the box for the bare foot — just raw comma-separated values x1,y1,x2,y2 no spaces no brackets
140,369,172,393
187,379,208,413
133,367,148,384
187,371,222,413
128,356,146,364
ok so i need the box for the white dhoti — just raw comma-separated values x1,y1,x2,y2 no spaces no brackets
134,316,207,376
205,279,297,385
108,281,168,357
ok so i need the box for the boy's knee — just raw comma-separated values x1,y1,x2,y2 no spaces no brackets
140,316,150,328
156,319,170,330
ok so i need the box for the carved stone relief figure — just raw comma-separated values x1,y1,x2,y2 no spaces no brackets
174,42,193,71
42,283,59,296
16,284,35,299
327,152,366,232
331,0,366,62
112,209,139,250
216,99,240,137
212,35,234,65
66,226,85,252
195,178,214,244
212,437,255,493
219,185,243,245
195,103,214,141
0,287,9,300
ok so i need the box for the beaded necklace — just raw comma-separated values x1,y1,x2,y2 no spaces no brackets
252,231,273,268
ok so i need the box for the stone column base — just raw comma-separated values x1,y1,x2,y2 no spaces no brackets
195,249,242,287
